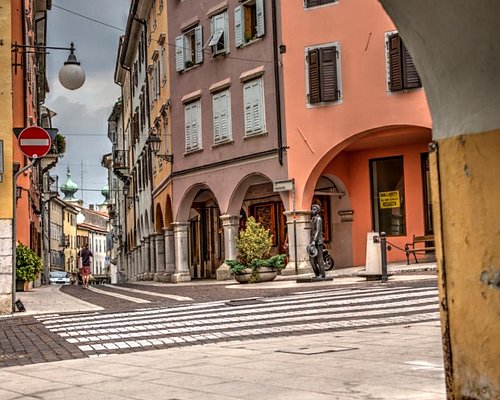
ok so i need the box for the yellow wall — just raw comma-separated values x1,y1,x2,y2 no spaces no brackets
431,129,500,398
0,3,13,218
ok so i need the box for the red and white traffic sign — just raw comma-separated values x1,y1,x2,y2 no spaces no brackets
18,126,52,158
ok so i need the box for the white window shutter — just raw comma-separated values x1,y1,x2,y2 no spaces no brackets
213,93,221,143
244,83,254,134
175,35,184,71
193,101,200,149
195,25,203,64
221,91,231,140
256,0,265,37
185,104,192,151
234,6,244,47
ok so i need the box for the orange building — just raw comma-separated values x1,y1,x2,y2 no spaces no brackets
11,0,51,252
279,0,432,272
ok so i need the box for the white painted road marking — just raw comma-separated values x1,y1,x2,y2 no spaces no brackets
86,286,150,304
103,284,193,301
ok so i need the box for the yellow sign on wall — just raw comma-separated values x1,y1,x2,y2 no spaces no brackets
379,191,400,209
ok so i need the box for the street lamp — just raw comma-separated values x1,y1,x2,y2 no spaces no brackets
147,134,173,162
12,42,86,90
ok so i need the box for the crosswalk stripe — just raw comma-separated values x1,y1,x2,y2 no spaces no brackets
86,286,150,303
102,284,193,301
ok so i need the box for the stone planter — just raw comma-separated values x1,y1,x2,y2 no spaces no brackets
234,267,278,284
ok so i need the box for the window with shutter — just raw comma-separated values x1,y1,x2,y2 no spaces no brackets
235,0,265,48
185,100,202,152
176,26,203,72
243,78,265,136
387,32,421,91
307,44,340,104
209,12,228,55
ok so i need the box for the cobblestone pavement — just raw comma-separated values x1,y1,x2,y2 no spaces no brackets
0,278,439,368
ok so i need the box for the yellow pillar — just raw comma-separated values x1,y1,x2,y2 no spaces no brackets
430,129,500,398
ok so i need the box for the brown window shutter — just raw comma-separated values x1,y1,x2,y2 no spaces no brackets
308,49,321,104
401,41,422,89
388,34,403,92
319,46,338,102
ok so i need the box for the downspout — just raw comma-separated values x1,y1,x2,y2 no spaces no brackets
21,0,28,127
271,0,284,166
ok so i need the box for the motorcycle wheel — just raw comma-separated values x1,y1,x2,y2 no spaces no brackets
324,254,334,271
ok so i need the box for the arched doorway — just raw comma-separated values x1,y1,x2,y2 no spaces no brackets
188,188,221,279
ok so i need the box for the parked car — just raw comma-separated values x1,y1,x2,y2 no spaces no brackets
48,271,71,285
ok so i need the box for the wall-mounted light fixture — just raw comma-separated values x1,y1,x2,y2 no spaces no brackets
12,42,86,90
147,134,173,162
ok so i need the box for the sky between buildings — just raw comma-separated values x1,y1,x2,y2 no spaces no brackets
45,0,130,206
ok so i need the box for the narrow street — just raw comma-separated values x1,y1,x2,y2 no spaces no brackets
0,274,445,399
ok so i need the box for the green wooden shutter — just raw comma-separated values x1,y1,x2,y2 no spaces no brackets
319,46,338,101
308,49,321,104
388,33,403,91
401,40,422,89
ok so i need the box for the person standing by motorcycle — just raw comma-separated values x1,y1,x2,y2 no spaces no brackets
308,204,326,278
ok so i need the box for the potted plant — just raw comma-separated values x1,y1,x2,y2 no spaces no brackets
51,133,66,156
226,217,286,283
16,242,43,291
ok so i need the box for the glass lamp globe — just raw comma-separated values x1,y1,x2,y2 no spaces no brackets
58,43,86,90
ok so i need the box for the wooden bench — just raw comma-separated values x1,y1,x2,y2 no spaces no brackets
404,235,436,265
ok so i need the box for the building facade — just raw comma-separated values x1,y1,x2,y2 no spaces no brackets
278,0,432,273
107,0,433,283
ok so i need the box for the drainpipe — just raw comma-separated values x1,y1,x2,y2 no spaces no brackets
271,0,284,166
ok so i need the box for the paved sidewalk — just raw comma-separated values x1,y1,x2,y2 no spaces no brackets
0,321,446,399
9,284,104,317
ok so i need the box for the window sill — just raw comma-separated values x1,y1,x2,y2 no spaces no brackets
243,131,268,140
306,99,343,108
184,148,204,157
179,63,201,73
237,37,263,49
212,139,234,149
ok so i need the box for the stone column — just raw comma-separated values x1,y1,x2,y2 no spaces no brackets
148,235,156,280
0,220,13,314
171,222,191,283
154,233,165,282
163,227,175,282
282,210,314,276
216,214,240,280
143,239,150,280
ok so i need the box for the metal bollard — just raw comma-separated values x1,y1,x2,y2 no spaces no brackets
380,232,388,282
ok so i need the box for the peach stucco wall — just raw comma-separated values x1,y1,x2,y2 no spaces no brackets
280,0,432,209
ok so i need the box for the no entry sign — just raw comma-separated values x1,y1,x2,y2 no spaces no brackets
18,127,52,158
